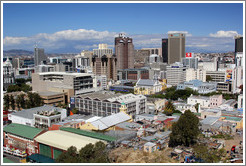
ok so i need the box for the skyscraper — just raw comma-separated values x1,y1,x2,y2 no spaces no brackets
115,34,134,70
235,36,243,53
162,38,168,63
168,33,185,64
34,48,46,66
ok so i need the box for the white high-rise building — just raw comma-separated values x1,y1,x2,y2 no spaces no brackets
166,62,187,86
186,68,206,82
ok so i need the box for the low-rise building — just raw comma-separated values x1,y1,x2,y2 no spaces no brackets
200,108,222,119
117,68,149,82
144,142,157,153
177,79,217,94
3,123,45,156
8,105,67,127
134,79,162,95
34,130,106,160
209,95,223,108
74,91,146,117
38,91,66,106
187,95,210,108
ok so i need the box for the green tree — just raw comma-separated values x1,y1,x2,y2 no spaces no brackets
56,142,109,163
56,146,79,163
4,94,10,110
206,75,213,82
195,103,200,113
16,94,26,110
193,144,226,163
10,95,15,110
15,78,26,85
169,110,200,147
26,92,43,108
71,108,78,114
7,85,21,93
163,100,175,116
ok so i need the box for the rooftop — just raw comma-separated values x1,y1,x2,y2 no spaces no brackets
188,95,210,100
76,91,121,101
200,116,220,125
38,72,93,77
3,123,43,140
10,105,65,120
34,130,105,151
60,127,116,142
90,112,131,130
38,91,65,97
136,79,159,86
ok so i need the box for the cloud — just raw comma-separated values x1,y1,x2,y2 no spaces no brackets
167,31,192,37
209,30,239,38
3,29,118,52
3,28,237,53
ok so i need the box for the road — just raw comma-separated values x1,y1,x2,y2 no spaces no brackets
3,152,22,163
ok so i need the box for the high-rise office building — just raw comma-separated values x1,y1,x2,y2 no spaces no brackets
34,48,46,66
92,54,117,81
93,44,113,58
168,33,185,64
162,39,168,63
115,34,134,70
235,36,243,53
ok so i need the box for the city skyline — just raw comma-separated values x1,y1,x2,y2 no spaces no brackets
2,2,244,53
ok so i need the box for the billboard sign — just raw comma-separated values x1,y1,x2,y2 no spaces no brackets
226,69,232,82
186,53,193,58
70,97,75,105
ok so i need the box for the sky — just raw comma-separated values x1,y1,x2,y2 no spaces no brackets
3,2,244,53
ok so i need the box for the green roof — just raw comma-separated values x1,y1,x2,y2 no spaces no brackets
222,116,242,122
172,113,182,116
3,123,43,140
60,127,117,142
27,154,55,163
194,113,201,116
3,158,16,163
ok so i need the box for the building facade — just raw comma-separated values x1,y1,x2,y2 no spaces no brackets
93,44,113,57
92,54,117,81
115,34,134,70
168,33,185,64
117,68,149,81
74,91,146,118
34,48,46,66
162,38,168,63
3,57,15,90
166,62,187,85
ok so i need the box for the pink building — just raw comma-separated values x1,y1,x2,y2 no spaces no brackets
210,95,223,108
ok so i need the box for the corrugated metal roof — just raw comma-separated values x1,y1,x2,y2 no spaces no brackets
60,127,116,142
144,142,156,147
91,112,131,130
34,130,105,151
200,116,219,125
136,79,157,86
3,123,43,140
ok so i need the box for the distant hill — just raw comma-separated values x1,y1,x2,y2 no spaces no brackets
3,49,33,56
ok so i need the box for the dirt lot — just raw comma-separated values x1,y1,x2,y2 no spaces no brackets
108,147,179,163
217,133,243,152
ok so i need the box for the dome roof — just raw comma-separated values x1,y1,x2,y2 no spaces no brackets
3,57,12,66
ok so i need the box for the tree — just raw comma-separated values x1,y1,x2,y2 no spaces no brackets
56,146,78,163
163,100,175,116
26,92,43,109
71,108,78,114
4,94,10,110
169,110,200,147
193,144,226,163
206,75,213,82
7,85,21,93
195,103,200,113
16,94,26,110
56,142,109,163
10,95,15,110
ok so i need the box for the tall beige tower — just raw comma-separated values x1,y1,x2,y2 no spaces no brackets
115,34,134,70
168,33,185,64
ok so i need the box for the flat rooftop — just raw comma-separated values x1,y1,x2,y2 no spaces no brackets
76,91,121,100
38,72,93,77
38,91,65,97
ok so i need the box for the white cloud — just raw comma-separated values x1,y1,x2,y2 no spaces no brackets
209,30,239,38
167,31,192,37
3,28,237,53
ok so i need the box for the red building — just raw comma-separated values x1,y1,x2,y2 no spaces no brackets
3,123,45,156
